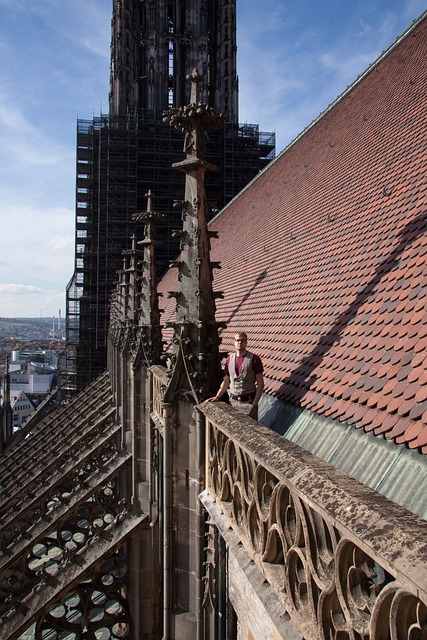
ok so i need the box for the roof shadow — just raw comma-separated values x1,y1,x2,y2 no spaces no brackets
223,265,271,327
266,210,426,416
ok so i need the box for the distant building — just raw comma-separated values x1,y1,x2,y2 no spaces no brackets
0,352,57,415
9,371,55,397
10,390,38,429
27,362,56,375
12,349,60,369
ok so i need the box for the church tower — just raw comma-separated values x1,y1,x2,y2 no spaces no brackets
110,0,238,121
66,0,274,391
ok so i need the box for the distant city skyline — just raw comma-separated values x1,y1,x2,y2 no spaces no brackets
0,0,425,317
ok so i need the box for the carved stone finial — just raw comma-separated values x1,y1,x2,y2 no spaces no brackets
133,189,165,224
186,68,202,104
162,71,225,161
146,189,153,214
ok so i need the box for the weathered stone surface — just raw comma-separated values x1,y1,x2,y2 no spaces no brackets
200,490,304,640
198,400,427,638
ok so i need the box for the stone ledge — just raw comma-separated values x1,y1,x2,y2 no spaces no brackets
197,401,427,603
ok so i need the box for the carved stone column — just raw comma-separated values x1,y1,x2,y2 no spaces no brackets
133,190,164,367
163,69,226,401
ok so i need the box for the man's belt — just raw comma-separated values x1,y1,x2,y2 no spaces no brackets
230,393,255,403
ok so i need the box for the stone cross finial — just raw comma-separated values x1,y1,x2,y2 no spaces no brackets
187,68,202,104
146,189,153,213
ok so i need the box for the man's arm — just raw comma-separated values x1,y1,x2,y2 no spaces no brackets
207,374,230,402
252,372,264,408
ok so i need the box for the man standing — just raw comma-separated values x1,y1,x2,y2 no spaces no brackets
209,331,264,419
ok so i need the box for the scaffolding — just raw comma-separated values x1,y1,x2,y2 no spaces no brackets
66,111,275,389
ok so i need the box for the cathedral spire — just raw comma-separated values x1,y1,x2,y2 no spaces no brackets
132,190,164,365
162,70,225,400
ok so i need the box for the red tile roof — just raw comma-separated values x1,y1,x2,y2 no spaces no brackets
159,13,427,452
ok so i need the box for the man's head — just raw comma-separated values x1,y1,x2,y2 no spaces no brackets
234,332,248,354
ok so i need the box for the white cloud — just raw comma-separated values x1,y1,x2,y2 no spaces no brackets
0,203,74,291
0,77,75,184
46,234,75,256
0,284,65,318
237,1,424,152
0,283,43,295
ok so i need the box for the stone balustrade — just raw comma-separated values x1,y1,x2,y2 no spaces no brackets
197,401,427,640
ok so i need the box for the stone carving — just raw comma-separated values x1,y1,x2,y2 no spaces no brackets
205,418,427,639
0,372,142,639
163,69,225,157
0,479,130,620
35,549,131,639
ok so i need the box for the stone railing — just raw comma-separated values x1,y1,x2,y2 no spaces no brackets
150,365,170,427
197,401,427,640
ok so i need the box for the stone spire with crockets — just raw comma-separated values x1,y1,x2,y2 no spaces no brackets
162,69,225,400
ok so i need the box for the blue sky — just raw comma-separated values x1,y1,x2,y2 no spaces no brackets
0,0,425,318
